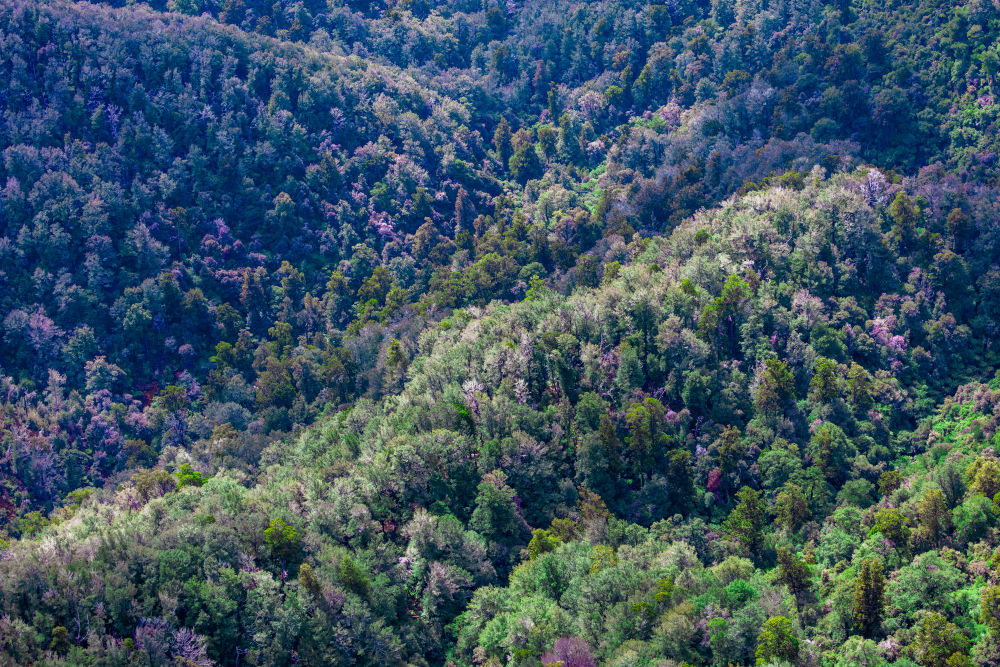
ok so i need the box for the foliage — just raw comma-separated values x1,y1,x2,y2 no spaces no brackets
3,0,1000,664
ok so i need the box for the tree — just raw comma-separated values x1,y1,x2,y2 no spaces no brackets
967,457,1000,498
755,616,799,665
870,507,911,555
724,487,767,561
615,341,645,397
698,274,752,357
915,487,952,548
808,423,855,485
265,191,299,242
623,398,668,476
176,461,205,488
754,359,795,416
809,357,842,403
537,125,557,162
509,142,543,184
454,187,473,235
980,584,1000,634
49,626,71,654
264,517,301,563
339,555,371,598
910,612,971,667
598,413,625,480
493,118,513,167
887,191,920,250
775,547,812,606
469,471,530,550
878,470,903,496
713,425,748,497
847,362,874,412
667,449,695,513
852,558,886,638
775,482,809,532
527,528,562,559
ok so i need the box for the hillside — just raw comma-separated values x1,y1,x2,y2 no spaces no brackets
3,171,1000,664
2,0,1000,665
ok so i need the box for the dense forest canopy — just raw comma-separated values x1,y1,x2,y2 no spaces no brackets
2,0,1000,665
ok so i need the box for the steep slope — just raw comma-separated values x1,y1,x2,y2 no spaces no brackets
3,1,1000,665
449,377,1000,666
5,0,1000,528
0,0,502,520
2,169,1000,664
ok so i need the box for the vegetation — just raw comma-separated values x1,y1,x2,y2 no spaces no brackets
2,0,1000,665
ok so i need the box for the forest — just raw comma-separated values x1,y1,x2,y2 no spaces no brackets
2,0,1000,665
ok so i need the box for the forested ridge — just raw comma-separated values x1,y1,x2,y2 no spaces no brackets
3,0,1000,665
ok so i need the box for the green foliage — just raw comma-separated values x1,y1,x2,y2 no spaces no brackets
16,511,49,538
469,471,530,549
176,461,205,488
509,143,543,183
853,558,886,638
1,7,1000,653
264,517,301,563
754,360,796,416
910,612,971,667
756,616,799,665
724,487,767,561
775,547,812,604
49,626,70,654
870,507,911,554
527,528,562,559
981,584,1000,634
588,544,617,574
338,555,371,598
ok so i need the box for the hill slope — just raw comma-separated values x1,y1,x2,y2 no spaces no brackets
3,1,1000,666
3,171,1000,664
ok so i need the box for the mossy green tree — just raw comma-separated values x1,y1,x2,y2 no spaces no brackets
264,517,301,564
852,558,886,638
724,487,767,562
755,616,799,665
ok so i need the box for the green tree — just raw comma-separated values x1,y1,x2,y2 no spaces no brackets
527,528,562,559
888,191,920,250
981,584,1000,634
852,558,886,638
264,517,301,563
176,461,205,488
870,507,911,555
615,341,645,397
623,397,668,475
755,616,799,665
775,482,810,532
698,274,752,357
49,626,71,654
808,423,855,485
910,612,971,667
339,555,371,598
809,357,842,403
508,142,543,183
878,469,903,496
847,362,875,412
754,359,796,416
775,547,812,606
724,487,767,561
915,487,952,548
493,118,513,167
967,457,1000,498
537,124,557,162
589,544,618,574
469,470,530,548
667,449,695,513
